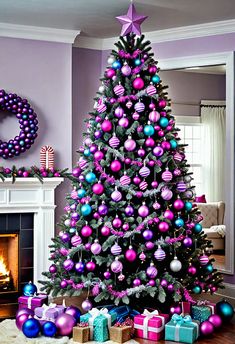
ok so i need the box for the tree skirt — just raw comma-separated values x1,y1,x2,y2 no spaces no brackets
0,320,138,344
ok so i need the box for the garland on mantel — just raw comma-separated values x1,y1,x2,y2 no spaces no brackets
0,166,74,184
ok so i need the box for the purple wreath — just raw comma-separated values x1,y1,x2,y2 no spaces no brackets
0,89,38,159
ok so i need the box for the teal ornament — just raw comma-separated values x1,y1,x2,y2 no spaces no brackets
112,60,122,69
216,300,234,322
85,172,96,184
19,140,25,146
152,75,160,83
42,321,57,337
175,218,184,228
22,318,40,338
78,189,86,198
192,285,202,294
205,264,213,273
69,227,76,234
185,201,193,211
23,281,37,296
83,148,91,157
159,117,169,128
81,204,92,216
170,139,178,149
134,58,141,66
194,223,202,233
144,124,155,136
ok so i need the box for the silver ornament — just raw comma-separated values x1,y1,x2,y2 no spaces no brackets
107,56,116,64
170,256,182,272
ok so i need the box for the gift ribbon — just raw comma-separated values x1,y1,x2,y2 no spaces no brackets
172,314,199,342
34,303,57,321
88,308,111,339
196,300,215,314
134,309,165,338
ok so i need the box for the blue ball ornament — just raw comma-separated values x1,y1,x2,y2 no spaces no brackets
23,281,37,296
112,60,122,70
22,318,41,338
175,218,184,228
194,223,202,233
69,227,76,234
152,75,160,83
134,58,142,66
170,139,178,149
216,300,234,322
185,201,193,211
85,172,96,184
144,124,155,136
77,189,86,198
41,321,57,337
83,148,91,157
205,264,214,273
81,204,92,216
159,117,169,128
192,285,202,294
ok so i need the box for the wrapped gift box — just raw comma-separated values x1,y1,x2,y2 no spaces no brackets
165,314,199,344
73,325,90,343
110,326,132,344
80,308,117,342
18,294,48,310
180,301,193,315
34,303,65,321
191,301,216,323
109,305,140,323
134,309,169,341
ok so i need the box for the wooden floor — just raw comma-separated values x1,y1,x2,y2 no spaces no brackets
211,253,225,270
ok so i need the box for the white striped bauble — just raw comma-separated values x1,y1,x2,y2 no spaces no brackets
154,247,166,261
78,159,87,170
174,152,183,162
139,180,148,190
149,110,160,122
71,189,78,199
162,170,173,182
109,136,120,148
111,243,122,256
177,181,187,192
126,100,133,108
114,84,125,96
111,190,122,202
120,174,131,186
146,84,157,96
71,235,82,247
161,188,173,200
153,201,161,210
199,255,209,266
134,102,145,113
97,103,107,113
139,166,150,178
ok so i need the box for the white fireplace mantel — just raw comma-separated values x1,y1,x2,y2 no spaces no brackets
0,177,64,287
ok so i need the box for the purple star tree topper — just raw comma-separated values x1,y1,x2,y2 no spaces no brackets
116,2,148,36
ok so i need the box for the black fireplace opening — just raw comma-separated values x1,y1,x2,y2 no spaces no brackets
0,213,34,318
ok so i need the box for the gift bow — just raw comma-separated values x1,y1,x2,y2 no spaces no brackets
134,309,165,338
172,314,199,341
88,308,111,339
35,303,57,320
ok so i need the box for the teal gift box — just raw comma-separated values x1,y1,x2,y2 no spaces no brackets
191,302,215,323
80,308,117,342
165,314,199,344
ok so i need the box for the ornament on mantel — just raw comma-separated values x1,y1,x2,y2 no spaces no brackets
40,145,54,169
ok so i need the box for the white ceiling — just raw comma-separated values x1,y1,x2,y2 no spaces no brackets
0,0,235,38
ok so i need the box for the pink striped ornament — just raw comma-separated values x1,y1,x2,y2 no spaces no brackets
174,152,183,162
111,190,122,202
40,145,54,169
139,166,150,178
139,180,148,190
109,136,120,148
154,247,166,261
149,110,160,122
199,255,209,266
120,174,131,186
71,189,78,200
78,159,87,170
162,170,173,182
134,102,145,113
71,235,82,246
126,100,133,108
114,84,125,96
97,102,107,113
146,84,157,96
177,181,187,192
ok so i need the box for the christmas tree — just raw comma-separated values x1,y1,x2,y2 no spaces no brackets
40,3,223,311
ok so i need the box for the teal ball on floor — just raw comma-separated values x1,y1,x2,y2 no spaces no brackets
216,300,234,322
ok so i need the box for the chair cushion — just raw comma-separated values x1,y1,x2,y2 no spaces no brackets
203,228,222,239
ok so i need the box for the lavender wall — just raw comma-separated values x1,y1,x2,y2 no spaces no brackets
0,37,73,224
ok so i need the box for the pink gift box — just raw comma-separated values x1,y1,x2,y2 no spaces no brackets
134,310,169,341
18,294,48,311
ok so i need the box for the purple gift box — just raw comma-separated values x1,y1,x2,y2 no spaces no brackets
34,303,65,321
18,294,48,311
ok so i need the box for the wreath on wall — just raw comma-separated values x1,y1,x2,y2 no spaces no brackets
0,89,38,159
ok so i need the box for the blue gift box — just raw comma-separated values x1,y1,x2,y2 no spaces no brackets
109,305,140,323
165,314,199,344
191,304,214,323
80,308,116,342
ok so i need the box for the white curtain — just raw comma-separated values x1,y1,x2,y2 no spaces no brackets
201,105,226,202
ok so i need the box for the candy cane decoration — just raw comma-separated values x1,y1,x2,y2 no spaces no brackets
40,145,54,169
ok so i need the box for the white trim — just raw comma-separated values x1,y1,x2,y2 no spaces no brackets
74,19,235,50
201,100,226,106
0,23,80,43
216,283,235,300
175,116,201,124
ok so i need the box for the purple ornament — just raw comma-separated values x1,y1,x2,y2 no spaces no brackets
164,209,174,220
133,278,141,287
133,77,145,90
101,225,110,236
85,243,91,250
91,241,102,255
82,299,92,312
116,3,148,36
145,241,154,250
146,265,158,278
61,232,70,243
101,119,112,132
143,229,153,240
153,146,164,157
121,64,132,76
65,306,81,322
124,138,136,151
170,305,182,315
16,308,34,320
71,235,82,247
104,271,111,279
138,204,149,217
161,188,173,200
111,259,123,273
154,247,166,261
167,284,174,292
133,176,141,185
183,237,193,247
49,264,57,273
118,117,129,128
111,243,122,256
60,280,68,288
158,221,169,233
75,261,85,273
114,107,124,118
188,266,197,275
55,314,76,336
86,261,96,271
16,313,31,330
173,199,185,210
63,259,74,271
145,137,155,147
106,68,116,78
200,321,214,336
92,183,104,195
160,279,168,287
98,204,108,216
111,190,122,202
94,150,104,161
125,205,134,216
112,217,122,228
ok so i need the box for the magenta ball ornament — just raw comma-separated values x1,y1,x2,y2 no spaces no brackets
188,266,197,275
16,308,34,320
200,321,214,336
161,188,173,200
158,221,169,233
16,313,31,330
149,110,160,122
145,241,155,250
104,271,111,279
101,119,112,132
81,225,92,237
112,217,122,228
94,150,104,161
71,235,82,247
111,259,123,273
199,255,210,266
63,259,74,271
133,278,141,287
121,64,132,76
148,279,156,287
124,138,136,151
110,160,122,172
146,264,158,278
149,65,157,74
183,237,193,247
138,204,149,217
55,314,76,336
161,279,168,288
82,299,92,312
164,209,174,220
125,247,137,262
122,223,129,231
65,306,81,322
106,68,116,78
167,284,174,292
60,280,68,288
159,99,167,108
91,241,102,255
72,167,81,177
208,314,223,329
151,181,158,188
98,203,108,216
138,148,145,157
118,117,129,128
125,205,134,216
85,243,91,250
133,176,141,185
86,261,96,271
92,183,104,195
101,225,110,236
143,229,153,241
153,146,164,157
133,77,145,90
173,199,184,210
170,305,182,315
161,141,171,150
49,264,57,273
145,137,155,147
